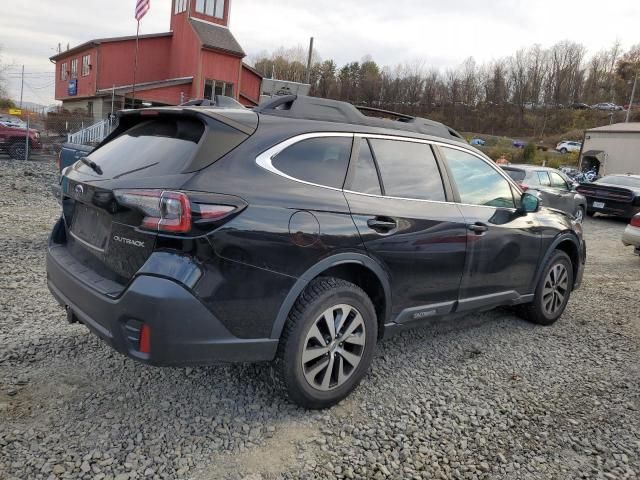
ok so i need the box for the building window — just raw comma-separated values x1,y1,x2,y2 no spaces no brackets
174,0,187,13
70,58,78,79
195,0,225,19
204,79,233,99
61,62,68,81
81,55,91,76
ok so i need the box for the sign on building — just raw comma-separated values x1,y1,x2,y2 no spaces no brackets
68,79,78,96
261,78,310,97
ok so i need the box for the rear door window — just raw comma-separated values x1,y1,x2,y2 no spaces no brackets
549,172,569,190
537,171,551,186
369,139,445,201
272,136,353,188
348,139,382,195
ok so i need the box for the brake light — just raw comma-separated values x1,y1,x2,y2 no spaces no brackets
114,189,239,233
631,215,640,228
192,203,235,220
115,189,192,233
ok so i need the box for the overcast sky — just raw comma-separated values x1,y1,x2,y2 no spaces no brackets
1,0,639,105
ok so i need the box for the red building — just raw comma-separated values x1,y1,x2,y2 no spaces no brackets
50,0,262,121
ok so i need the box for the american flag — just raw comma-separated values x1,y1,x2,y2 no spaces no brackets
135,0,150,21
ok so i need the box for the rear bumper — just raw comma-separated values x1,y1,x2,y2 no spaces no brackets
587,199,640,218
622,225,640,249
46,244,278,366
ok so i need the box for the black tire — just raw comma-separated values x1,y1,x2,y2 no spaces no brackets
560,148,568,154
8,142,27,160
518,250,573,325
574,206,585,223
275,277,377,409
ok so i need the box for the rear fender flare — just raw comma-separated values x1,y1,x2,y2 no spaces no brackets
269,253,391,339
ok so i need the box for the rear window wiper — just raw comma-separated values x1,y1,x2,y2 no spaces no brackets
79,157,103,175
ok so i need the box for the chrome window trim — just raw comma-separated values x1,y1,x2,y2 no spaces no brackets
255,132,353,192
255,131,520,210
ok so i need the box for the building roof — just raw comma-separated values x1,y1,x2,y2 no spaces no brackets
189,18,245,57
242,62,263,79
49,33,172,61
586,122,640,134
95,77,193,95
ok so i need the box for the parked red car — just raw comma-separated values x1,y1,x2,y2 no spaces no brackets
0,119,41,159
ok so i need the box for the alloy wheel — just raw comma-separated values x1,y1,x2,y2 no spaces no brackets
301,304,366,391
542,263,569,316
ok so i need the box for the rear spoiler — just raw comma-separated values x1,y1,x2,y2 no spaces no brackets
99,107,258,148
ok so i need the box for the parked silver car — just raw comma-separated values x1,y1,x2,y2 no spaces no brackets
501,165,587,222
622,213,640,256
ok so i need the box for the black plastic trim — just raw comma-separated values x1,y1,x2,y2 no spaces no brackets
269,253,392,339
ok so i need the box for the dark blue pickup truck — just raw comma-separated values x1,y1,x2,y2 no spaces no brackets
53,143,95,200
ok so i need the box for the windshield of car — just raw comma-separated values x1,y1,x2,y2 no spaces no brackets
597,176,640,188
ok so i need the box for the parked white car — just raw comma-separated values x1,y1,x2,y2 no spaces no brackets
622,214,640,256
591,102,623,111
555,140,582,154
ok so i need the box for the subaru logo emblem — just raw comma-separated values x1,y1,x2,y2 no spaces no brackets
75,184,84,195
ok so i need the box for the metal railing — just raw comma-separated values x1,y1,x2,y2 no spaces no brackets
67,119,114,145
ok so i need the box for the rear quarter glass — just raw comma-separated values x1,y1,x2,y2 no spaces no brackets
76,115,248,180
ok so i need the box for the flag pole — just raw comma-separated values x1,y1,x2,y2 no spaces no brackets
131,20,140,109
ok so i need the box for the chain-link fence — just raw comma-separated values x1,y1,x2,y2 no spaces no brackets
1,90,258,163
0,107,95,163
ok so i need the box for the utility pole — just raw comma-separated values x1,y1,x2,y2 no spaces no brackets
110,84,115,125
19,65,24,108
305,37,314,85
625,70,638,123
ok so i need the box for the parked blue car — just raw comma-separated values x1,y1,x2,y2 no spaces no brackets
512,139,526,148
470,138,486,146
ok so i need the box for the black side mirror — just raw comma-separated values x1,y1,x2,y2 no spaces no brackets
519,192,540,214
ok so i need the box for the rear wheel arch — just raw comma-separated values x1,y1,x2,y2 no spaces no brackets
270,253,391,341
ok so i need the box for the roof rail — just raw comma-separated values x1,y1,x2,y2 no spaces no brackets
254,95,465,142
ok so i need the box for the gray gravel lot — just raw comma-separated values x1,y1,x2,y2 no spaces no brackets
1,158,639,480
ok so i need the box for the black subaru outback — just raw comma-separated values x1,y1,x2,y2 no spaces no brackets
47,96,585,408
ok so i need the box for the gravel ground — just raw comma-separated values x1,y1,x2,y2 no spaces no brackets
0,158,638,480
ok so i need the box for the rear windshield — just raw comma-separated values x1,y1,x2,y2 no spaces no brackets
597,176,640,188
79,117,205,179
503,169,526,182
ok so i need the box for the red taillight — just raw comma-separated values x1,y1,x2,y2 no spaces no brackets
192,203,235,220
114,189,238,233
115,189,192,233
139,324,151,354
519,183,529,191
631,215,640,228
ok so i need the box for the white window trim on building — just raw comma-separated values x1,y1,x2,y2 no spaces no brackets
81,55,91,76
61,62,69,81
204,78,233,99
70,59,78,79
175,0,188,14
195,0,224,19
